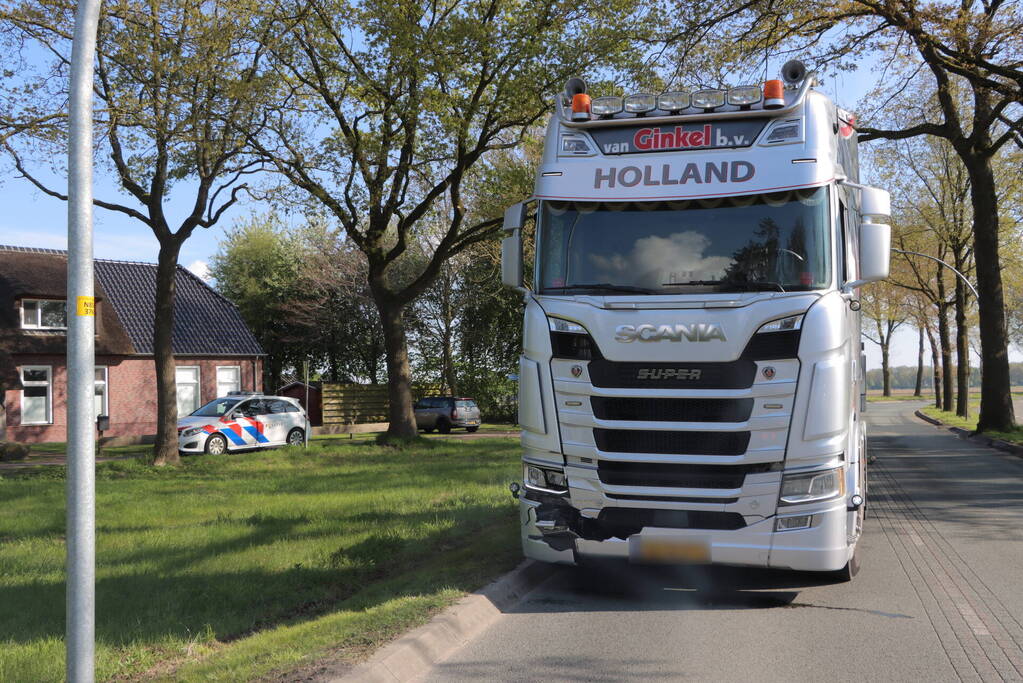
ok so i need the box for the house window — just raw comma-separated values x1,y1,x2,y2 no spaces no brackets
176,366,200,417
21,365,52,424
216,366,241,397
95,367,108,418
21,299,68,329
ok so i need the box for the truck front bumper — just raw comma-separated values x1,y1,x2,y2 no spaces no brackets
520,497,853,573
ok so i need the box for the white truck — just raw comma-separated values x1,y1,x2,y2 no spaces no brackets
501,61,890,580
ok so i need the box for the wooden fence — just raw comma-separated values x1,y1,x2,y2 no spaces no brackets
321,383,441,427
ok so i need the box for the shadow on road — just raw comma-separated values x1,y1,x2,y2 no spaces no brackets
507,561,847,614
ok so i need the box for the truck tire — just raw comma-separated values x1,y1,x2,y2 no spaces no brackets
833,547,861,582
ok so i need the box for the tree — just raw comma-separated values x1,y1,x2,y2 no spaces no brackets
676,0,1022,431
861,280,908,396
209,214,303,391
0,0,276,463
246,0,643,440
870,130,977,415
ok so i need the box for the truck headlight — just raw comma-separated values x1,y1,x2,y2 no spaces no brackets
548,317,587,334
756,314,803,333
180,426,203,438
524,464,569,493
779,467,844,505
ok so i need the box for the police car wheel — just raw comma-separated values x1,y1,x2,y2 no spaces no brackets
205,434,227,455
287,428,305,447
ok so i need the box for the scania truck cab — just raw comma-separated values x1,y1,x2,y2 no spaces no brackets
501,62,891,579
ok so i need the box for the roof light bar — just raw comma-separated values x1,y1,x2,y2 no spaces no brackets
657,91,691,112
624,93,656,114
591,96,623,116
727,85,762,107
692,89,726,110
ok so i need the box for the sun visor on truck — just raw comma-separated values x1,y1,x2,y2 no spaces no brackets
587,118,769,155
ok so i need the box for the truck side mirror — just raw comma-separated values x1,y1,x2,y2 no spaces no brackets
859,186,890,220
856,222,891,285
501,202,527,290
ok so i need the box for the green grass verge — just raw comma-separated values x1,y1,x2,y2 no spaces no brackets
866,394,929,402
0,437,523,682
920,405,1023,445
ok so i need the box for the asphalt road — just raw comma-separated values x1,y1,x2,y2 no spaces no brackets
422,401,1023,682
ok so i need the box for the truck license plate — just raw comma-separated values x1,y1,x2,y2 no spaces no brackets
631,537,709,564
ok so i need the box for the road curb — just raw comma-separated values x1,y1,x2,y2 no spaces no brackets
339,560,556,682
914,410,1023,457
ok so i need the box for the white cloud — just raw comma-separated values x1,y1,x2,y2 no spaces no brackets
587,231,732,289
187,259,211,282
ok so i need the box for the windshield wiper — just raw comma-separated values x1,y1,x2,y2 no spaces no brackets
546,283,657,294
662,280,787,292
720,280,786,292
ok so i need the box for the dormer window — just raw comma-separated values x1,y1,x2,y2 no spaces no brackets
21,299,68,330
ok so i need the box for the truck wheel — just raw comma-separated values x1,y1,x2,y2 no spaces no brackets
205,433,228,455
437,420,452,434
833,547,861,582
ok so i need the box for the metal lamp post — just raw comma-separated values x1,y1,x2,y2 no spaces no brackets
67,1,102,680
891,248,979,300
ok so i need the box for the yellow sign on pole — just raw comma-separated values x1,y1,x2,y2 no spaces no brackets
76,296,95,317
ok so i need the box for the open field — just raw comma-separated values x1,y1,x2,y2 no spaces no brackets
0,437,522,681
867,387,1023,403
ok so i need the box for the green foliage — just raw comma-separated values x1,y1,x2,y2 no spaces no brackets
0,438,522,681
210,214,304,388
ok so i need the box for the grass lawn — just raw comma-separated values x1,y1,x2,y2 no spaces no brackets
0,437,524,682
920,404,1023,446
866,393,929,402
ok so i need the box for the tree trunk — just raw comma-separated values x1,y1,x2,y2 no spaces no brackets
881,340,891,397
376,293,418,440
962,152,1016,431
954,275,970,419
924,320,941,409
153,239,182,466
914,326,924,397
937,302,953,413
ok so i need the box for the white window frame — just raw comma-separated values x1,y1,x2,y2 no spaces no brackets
20,365,53,425
95,366,109,418
216,365,241,397
20,298,68,330
175,365,201,417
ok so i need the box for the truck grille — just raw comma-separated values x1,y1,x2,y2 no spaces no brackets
587,359,757,389
594,428,750,455
591,396,754,423
598,461,769,489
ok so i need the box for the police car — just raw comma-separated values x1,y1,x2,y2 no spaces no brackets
177,392,308,455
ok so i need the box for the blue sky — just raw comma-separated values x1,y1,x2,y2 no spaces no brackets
0,57,1015,368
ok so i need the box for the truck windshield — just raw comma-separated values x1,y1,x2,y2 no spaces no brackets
538,186,830,294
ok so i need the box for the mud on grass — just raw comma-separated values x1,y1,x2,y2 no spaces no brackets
0,438,523,682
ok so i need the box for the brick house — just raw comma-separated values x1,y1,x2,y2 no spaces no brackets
0,245,264,443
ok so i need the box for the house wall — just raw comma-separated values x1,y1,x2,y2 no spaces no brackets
4,354,263,443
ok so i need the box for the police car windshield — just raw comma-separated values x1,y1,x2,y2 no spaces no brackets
537,187,830,294
191,397,241,417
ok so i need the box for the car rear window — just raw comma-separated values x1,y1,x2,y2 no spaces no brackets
456,400,476,408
